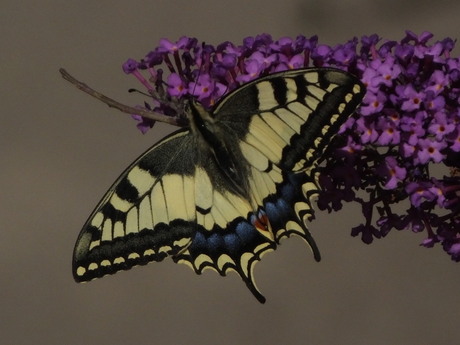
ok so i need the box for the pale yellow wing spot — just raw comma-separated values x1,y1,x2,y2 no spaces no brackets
88,263,99,271
304,95,320,113
286,220,307,234
338,102,346,113
313,137,323,149
127,165,155,196
304,148,315,163
182,176,196,221
261,111,296,144
194,254,214,271
90,212,104,228
268,165,283,184
294,201,311,216
101,218,112,241
321,124,331,136
353,84,361,94
244,132,280,164
88,240,100,251
113,257,125,265
173,237,191,248
325,83,339,93
158,246,172,254
284,78,299,103
138,196,153,231
195,167,213,212
217,254,236,271
287,102,313,121
151,182,168,226
330,113,340,125
196,213,205,227
304,72,319,84
224,192,254,218
249,115,286,154
240,140,270,172
239,242,273,278
274,108,303,133
113,221,125,238
256,81,279,110
260,170,277,195
302,181,319,198
293,160,307,172
126,207,139,234
203,213,215,230
101,260,111,267
307,83,329,99
109,193,132,212
128,253,140,260
248,168,270,206
239,252,254,278
210,204,227,228
76,266,86,277
163,174,187,221
212,191,250,224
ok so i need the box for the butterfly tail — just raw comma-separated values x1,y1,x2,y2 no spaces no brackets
173,219,278,303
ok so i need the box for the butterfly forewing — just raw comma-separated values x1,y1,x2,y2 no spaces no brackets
214,68,364,171
73,68,365,303
73,129,197,281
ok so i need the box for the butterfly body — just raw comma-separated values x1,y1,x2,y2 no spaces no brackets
73,68,365,303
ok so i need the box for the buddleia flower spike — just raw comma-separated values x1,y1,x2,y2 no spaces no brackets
62,31,460,303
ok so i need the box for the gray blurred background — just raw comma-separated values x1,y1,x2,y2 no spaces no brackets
2,1,459,344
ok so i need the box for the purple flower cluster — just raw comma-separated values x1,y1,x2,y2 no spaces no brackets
121,32,460,261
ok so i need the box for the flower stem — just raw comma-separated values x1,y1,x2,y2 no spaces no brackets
59,68,187,127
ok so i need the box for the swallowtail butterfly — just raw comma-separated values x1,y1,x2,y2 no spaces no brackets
73,68,365,303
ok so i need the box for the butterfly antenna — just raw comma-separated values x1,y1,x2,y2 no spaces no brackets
128,88,151,97
192,45,204,101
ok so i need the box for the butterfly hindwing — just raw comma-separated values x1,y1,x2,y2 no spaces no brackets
74,68,365,303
